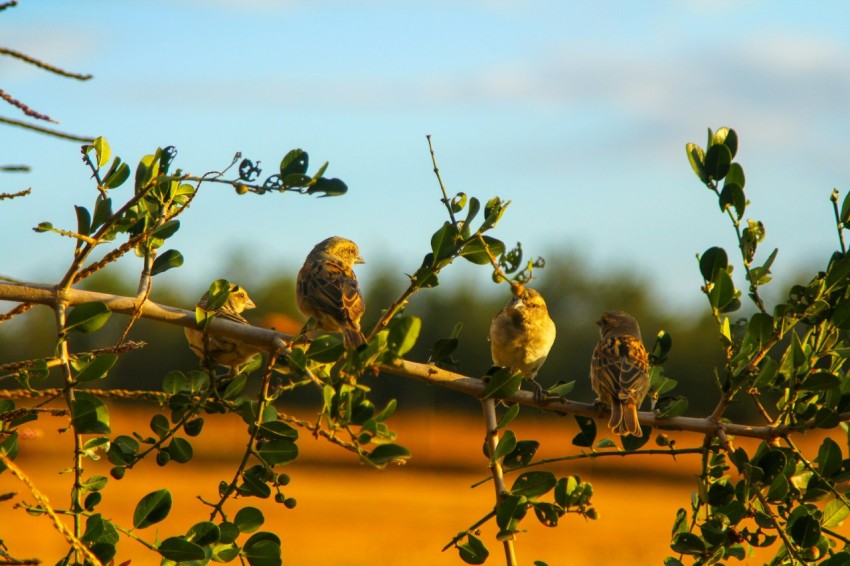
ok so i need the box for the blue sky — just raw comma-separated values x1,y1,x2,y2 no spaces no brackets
2,1,849,315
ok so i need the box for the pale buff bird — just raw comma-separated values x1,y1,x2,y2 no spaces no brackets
185,284,258,374
590,310,650,437
489,287,556,400
296,236,366,349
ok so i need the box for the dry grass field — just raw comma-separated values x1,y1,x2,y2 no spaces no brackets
1,403,847,565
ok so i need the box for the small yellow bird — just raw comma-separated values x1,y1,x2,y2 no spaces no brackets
590,310,650,437
296,236,367,349
185,284,258,374
488,287,557,400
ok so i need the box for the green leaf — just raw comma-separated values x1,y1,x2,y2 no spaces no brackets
75,205,92,237
372,399,397,422
81,513,119,545
457,533,489,565
187,521,220,546
65,302,112,334
259,421,299,441
671,532,707,555
800,372,840,391
789,513,821,548
622,428,652,451
503,440,539,469
235,506,265,533
151,249,183,276
496,404,520,429
483,368,523,399
158,536,206,562
496,493,525,530
364,443,411,467
167,437,193,463
71,392,111,434
832,298,850,330
133,488,172,529
510,471,557,498
744,313,774,351
492,430,517,462
279,149,308,177
842,192,850,225
93,136,111,168
709,269,736,311
817,437,843,477
102,159,130,189
81,475,108,492
135,152,161,192
480,197,509,231
387,315,421,356
823,499,850,528
712,127,738,158
699,247,728,282
75,354,118,383
704,143,732,181
461,236,506,265
258,439,298,466
306,334,344,363
151,414,171,438
151,220,180,240
243,532,282,566
725,162,746,189
655,396,688,419
685,142,707,183
430,221,460,264
307,177,347,197
719,183,745,220
571,416,596,447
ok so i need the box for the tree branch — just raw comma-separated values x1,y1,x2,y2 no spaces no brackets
1,281,847,440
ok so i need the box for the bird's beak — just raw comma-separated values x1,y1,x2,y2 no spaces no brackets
512,298,525,310
356,255,365,265
245,298,257,310
595,318,602,327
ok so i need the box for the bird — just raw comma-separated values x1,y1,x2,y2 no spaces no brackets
488,286,557,401
296,236,367,350
185,283,259,375
590,310,650,437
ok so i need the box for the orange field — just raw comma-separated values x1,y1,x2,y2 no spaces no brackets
1,404,847,565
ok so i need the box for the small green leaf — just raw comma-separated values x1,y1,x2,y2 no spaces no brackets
572,416,596,447
259,421,299,441
492,430,517,462
387,315,421,356
187,521,220,546
685,143,707,183
306,335,344,363
151,220,180,240
817,437,843,477
823,499,850,528
496,404,520,429
71,392,111,434
102,159,130,189
457,533,489,565
704,143,732,181
789,513,821,548
503,440,539,469
510,471,557,498
800,372,840,391
483,368,523,399
65,302,112,334
461,236,506,265
279,149,308,177
235,507,265,534
81,475,108,492
699,247,728,282
364,443,411,467
150,414,169,438
258,439,298,466
709,269,736,311
307,177,347,197
151,249,183,276
671,532,707,555
75,354,118,383
93,136,111,168
430,221,460,264
133,488,172,529
75,205,92,237
167,438,193,463
712,127,738,158
158,536,206,561
719,183,745,220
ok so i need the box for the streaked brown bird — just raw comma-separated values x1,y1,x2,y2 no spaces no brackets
185,283,259,374
590,310,650,437
488,287,557,400
296,236,367,349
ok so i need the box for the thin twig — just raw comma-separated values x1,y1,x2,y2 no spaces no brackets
0,89,55,123
426,134,457,226
0,116,92,142
481,398,517,565
0,188,30,199
0,48,92,80
0,452,102,566
831,189,846,254
441,510,497,552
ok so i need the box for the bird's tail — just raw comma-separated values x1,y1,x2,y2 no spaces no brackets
343,327,367,350
613,401,643,437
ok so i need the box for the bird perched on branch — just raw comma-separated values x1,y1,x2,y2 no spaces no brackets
185,283,258,375
296,236,367,349
488,286,556,401
590,310,650,437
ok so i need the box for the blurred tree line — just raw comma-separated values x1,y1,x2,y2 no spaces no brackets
1,250,733,416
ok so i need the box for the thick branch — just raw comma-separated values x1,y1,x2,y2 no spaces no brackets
1,281,847,440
